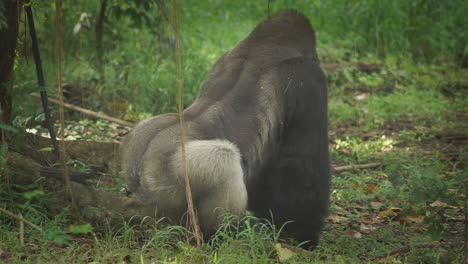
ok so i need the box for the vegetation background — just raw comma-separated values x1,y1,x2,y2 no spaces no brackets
0,0,466,263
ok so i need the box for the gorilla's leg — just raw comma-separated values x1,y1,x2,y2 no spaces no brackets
248,156,330,249
171,139,248,237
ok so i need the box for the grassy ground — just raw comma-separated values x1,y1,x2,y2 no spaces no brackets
2,1,467,263
2,51,466,263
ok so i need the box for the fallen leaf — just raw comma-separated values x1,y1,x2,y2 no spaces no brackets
405,216,424,223
430,200,457,209
366,185,377,193
328,214,349,223
354,93,369,100
361,212,386,224
346,230,362,239
275,243,295,262
380,207,401,218
370,202,384,210
360,223,378,233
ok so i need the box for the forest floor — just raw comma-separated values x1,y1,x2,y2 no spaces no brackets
1,53,467,263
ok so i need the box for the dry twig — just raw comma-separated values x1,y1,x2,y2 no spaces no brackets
30,92,135,127
172,0,202,247
332,162,381,173
0,208,43,232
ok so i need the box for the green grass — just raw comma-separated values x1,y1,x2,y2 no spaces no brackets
3,56,466,261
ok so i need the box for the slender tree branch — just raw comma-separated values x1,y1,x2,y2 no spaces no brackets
31,93,134,127
172,0,202,248
332,162,381,173
0,208,43,232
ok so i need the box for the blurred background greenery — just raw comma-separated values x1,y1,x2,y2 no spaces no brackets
10,0,467,120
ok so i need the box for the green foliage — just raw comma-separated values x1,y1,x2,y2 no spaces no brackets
328,55,467,132
65,159,92,173
328,99,363,128
56,119,124,141
14,0,467,117
0,141,7,170
334,135,394,163
0,174,73,246
69,223,93,235
0,122,20,134
210,214,280,248
382,153,465,239
44,227,70,246
108,0,160,30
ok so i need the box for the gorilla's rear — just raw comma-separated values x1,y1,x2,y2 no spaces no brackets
119,10,330,249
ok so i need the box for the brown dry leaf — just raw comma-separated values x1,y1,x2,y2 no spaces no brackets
366,185,377,193
328,214,349,223
361,212,386,224
346,230,362,239
275,243,295,262
359,223,378,233
405,216,425,223
361,211,371,217
370,201,384,210
430,200,457,209
354,93,369,101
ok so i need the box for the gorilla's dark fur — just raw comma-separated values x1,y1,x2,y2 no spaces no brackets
119,10,330,248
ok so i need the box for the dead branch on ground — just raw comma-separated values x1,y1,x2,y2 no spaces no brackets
30,92,134,127
332,163,381,173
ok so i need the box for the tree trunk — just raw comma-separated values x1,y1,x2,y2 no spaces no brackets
0,0,20,126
